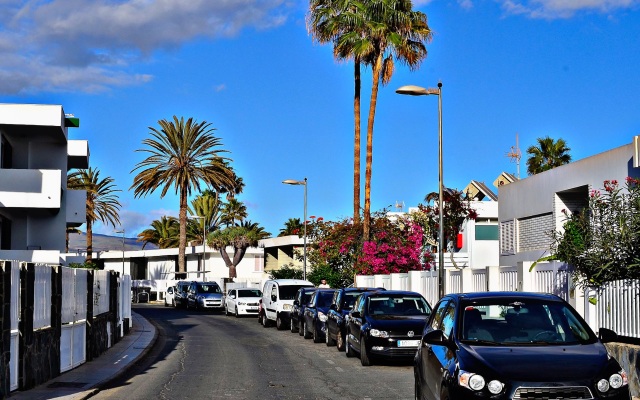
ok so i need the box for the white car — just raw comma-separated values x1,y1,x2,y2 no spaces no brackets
164,285,176,307
225,288,262,317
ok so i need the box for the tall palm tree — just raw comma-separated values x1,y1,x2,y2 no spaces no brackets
189,190,224,234
137,216,180,249
221,198,248,227
68,167,122,261
353,0,431,240
526,136,572,175
131,116,236,274
279,217,303,236
308,0,366,224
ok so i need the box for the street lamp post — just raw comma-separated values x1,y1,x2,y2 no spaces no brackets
114,229,125,276
396,82,445,298
282,178,307,281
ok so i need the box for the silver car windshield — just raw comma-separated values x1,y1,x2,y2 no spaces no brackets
197,284,221,294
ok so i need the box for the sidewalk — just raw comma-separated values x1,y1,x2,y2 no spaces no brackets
9,311,157,400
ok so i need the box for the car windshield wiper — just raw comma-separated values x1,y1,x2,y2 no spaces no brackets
461,338,500,345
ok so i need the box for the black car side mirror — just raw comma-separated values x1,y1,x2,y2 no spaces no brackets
422,329,452,348
598,327,618,343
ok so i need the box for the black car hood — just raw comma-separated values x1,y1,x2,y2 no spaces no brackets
367,315,428,331
458,342,609,381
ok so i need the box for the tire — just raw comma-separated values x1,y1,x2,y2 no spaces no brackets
440,388,450,400
225,305,231,316
345,331,355,358
336,330,345,351
303,321,312,339
234,307,239,318
414,375,422,400
164,300,168,307
171,299,175,307
290,318,297,333
258,312,263,325
263,315,272,328
326,328,336,346
276,315,285,330
313,322,322,343
298,318,304,336
360,337,372,366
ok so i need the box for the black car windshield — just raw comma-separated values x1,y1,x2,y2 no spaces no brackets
279,285,311,300
238,289,261,297
197,284,221,294
316,291,334,307
301,291,314,304
342,292,362,310
368,296,431,316
460,300,597,346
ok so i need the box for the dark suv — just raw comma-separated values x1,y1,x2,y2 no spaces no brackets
290,287,317,335
326,287,384,351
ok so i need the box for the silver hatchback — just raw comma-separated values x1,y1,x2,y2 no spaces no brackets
187,281,224,311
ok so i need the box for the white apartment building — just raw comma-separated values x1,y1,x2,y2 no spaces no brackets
0,103,87,264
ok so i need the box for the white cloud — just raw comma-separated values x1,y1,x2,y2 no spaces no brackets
499,0,640,19
0,0,290,94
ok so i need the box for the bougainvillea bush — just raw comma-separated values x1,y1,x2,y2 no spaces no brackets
305,211,434,286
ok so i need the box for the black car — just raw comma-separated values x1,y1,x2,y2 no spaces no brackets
302,289,336,343
290,287,317,335
414,291,631,400
326,287,385,351
345,290,432,366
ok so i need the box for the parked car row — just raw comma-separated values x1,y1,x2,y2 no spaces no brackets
165,280,263,318
255,279,631,399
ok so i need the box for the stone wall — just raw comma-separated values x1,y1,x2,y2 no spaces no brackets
605,342,640,398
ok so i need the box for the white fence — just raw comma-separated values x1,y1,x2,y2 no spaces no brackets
356,262,640,338
2,262,132,394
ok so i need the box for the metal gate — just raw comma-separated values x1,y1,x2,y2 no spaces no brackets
60,267,87,372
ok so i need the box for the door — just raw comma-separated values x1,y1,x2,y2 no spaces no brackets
347,295,365,350
420,299,456,399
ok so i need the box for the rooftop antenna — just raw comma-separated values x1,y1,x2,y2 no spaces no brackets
506,133,522,178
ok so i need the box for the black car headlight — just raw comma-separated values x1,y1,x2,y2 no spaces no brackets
597,370,627,393
459,370,504,394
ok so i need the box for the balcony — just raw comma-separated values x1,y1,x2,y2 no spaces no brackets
67,140,89,170
0,169,61,209
66,189,86,227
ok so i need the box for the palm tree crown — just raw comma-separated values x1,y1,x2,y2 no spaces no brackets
68,167,122,261
130,116,236,274
526,136,572,175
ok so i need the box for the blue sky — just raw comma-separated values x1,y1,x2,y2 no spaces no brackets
2,0,640,238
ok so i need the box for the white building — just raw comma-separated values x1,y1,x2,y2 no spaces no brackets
498,136,640,267
0,103,87,264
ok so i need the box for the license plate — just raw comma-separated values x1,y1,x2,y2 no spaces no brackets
247,307,258,310
397,340,420,347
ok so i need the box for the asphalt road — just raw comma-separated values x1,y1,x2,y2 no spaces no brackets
90,304,415,400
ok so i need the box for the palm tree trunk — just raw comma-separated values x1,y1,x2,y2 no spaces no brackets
86,221,93,262
363,53,384,241
353,60,362,223
178,186,188,274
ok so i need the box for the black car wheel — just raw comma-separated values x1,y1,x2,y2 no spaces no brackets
360,337,372,366
276,315,285,330
326,328,336,346
313,323,322,343
235,307,239,318
345,332,355,358
303,321,312,339
263,314,272,328
414,375,421,400
290,318,297,333
440,388,450,400
298,319,304,336
258,312,263,324
336,331,345,351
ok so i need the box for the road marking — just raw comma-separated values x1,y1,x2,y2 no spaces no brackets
326,359,335,365
335,367,344,372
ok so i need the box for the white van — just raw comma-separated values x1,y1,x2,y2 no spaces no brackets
261,279,314,330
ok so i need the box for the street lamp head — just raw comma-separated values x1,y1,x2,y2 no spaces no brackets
396,84,440,96
282,179,306,186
